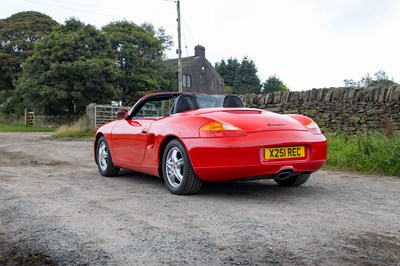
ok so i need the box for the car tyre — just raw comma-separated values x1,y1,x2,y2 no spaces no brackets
162,139,203,195
274,173,310,187
96,136,120,177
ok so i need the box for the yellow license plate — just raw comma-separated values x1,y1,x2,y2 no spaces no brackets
264,146,305,160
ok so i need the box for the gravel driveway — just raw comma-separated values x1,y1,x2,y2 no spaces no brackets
1,132,399,265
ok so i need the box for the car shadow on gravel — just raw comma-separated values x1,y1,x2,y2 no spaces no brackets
115,170,326,199
201,180,325,198
116,169,162,183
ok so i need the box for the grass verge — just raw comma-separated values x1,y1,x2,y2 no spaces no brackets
325,131,400,177
50,119,95,139
3,117,398,177
0,122,56,132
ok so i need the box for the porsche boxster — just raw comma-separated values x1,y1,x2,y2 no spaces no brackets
95,92,327,195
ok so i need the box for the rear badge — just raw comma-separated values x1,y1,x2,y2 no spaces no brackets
267,123,286,126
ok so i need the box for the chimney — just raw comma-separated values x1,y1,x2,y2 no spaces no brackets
194,45,205,58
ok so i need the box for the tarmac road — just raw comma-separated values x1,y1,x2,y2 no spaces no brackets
0,132,399,265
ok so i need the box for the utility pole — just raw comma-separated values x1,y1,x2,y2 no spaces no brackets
176,0,183,92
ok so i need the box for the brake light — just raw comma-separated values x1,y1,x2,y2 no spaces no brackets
304,121,322,134
199,122,246,137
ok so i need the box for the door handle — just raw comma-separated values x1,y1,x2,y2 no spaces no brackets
141,129,148,134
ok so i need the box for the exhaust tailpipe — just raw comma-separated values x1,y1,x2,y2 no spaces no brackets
275,170,294,181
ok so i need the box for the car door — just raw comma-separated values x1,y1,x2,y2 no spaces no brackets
111,119,154,165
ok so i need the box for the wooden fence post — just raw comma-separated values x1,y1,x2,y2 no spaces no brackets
25,108,35,126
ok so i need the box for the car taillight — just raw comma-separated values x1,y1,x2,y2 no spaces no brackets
304,121,322,134
199,122,246,137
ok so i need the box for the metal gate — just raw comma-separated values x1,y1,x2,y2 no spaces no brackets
94,105,127,127
91,104,160,128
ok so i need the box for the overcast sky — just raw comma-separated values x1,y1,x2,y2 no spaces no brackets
1,0,400,91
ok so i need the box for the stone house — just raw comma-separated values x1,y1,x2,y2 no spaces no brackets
165,45,224,93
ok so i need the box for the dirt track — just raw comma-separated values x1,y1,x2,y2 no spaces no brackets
1,132,399,265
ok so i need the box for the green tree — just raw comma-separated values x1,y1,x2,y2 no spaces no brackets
215,57,261,94
263,75,289,93
215,58,240,88
103,21,172,105
368,70,396,87
0,11,58,91
15,18,120,116
237,57,262,94
141,22,173,51
344,70,397,88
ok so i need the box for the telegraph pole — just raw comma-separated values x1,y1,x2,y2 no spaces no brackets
176,0,183,92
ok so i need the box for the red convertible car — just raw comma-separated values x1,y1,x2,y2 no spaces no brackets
95,92,327,195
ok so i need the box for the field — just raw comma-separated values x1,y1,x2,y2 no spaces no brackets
0,122,55,132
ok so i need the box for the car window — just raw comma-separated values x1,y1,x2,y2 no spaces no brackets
134,98,174,119
132,94,226,119
195,94,224,108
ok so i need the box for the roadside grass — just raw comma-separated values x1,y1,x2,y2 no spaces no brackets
50,118,95,139
325,131,400,177
4,113,398,177
0,122,56,132
51,123,400,177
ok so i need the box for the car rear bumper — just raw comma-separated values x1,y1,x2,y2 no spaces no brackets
183,130,327,182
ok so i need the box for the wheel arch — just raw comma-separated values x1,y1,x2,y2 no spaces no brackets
94,133,105,164
157,135,179,181
159,137,203,194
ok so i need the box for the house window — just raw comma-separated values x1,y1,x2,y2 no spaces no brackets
182,74,191,87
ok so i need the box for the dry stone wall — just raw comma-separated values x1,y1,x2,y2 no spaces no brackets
240,85,400,133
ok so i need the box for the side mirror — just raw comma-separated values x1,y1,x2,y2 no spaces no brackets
116,109,129,119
